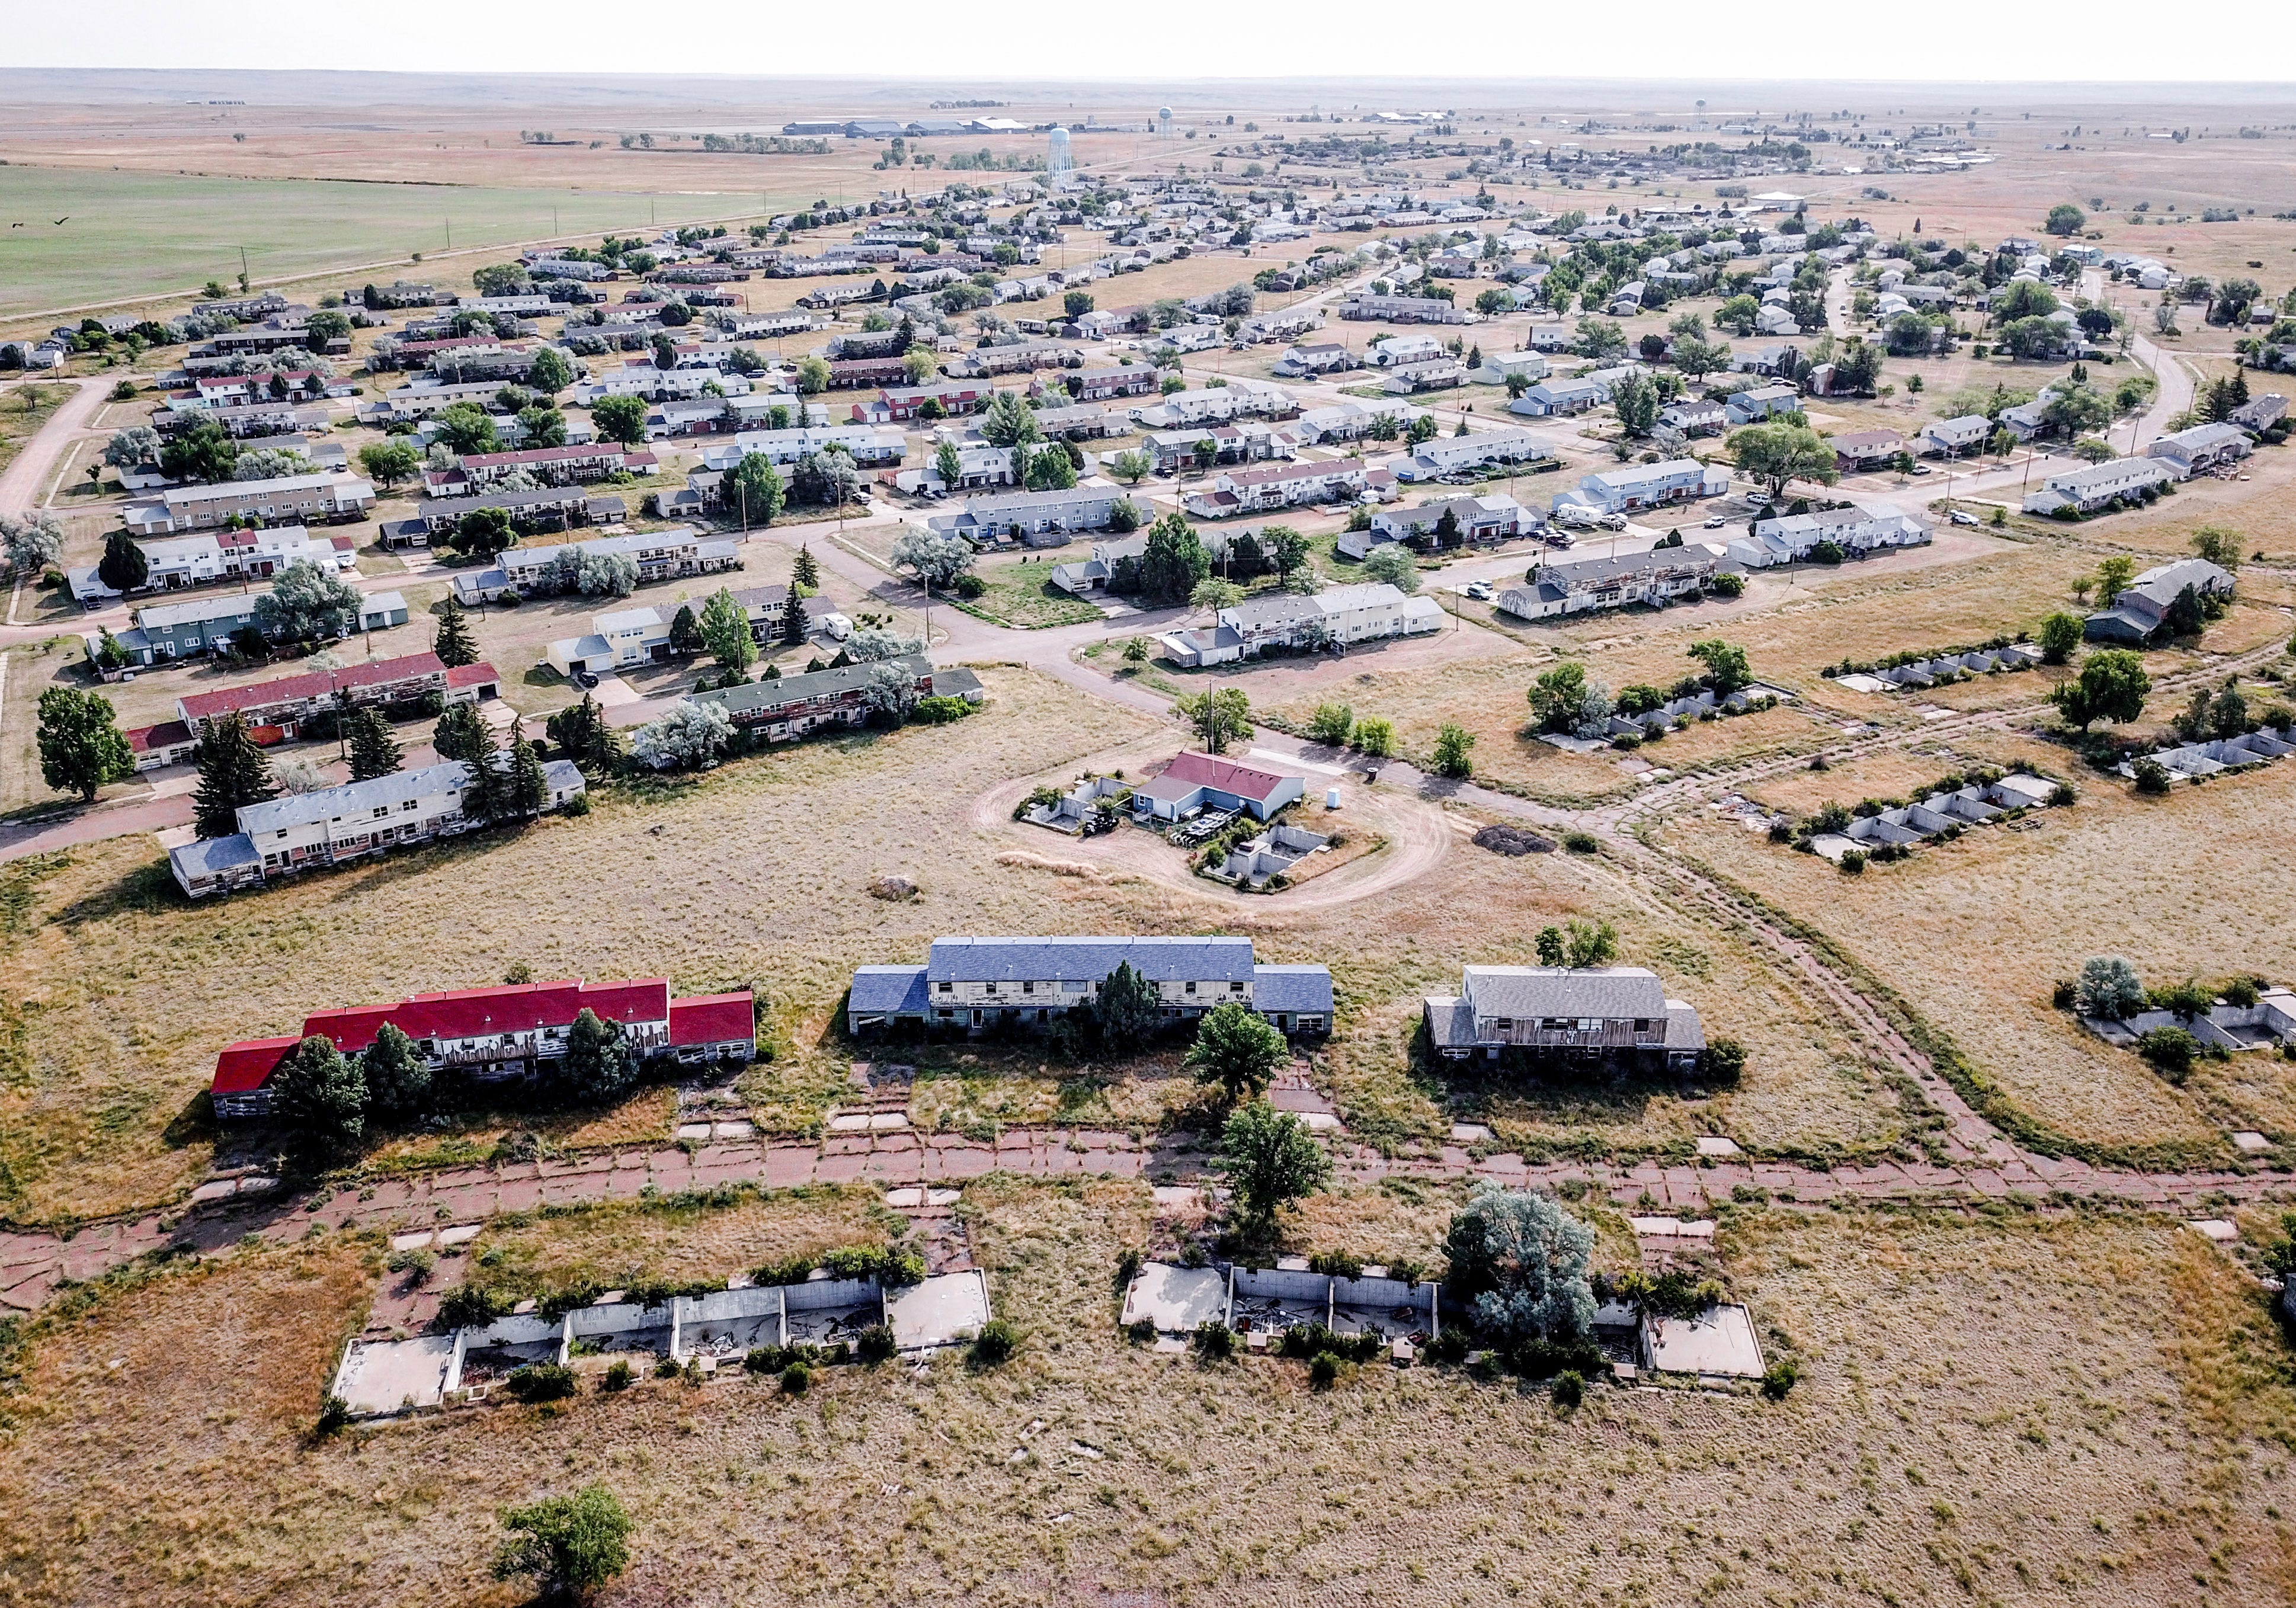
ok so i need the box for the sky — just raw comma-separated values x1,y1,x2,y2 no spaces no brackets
7,1,2296,85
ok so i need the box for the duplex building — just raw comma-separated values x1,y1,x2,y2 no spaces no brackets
918,485,1127,546
207,977,756,1119
1158,581,1442,666
2083,557,2237,643
1424,965,1704,1072
1399,427,1553,481
121,473,376,536
1919,415,1991,456
1733,500,1930,566
1558,459,1731,515
854,381,994,423
453,528,742,604
1340,294,1468,324
1722,385,1801,425
1183,459,1376,518
168,755,588,899
1509,378,1603,417
1497,544,1731,619
1351,494,1534,556
1830,428,1908,470
1656,398,1728,437
2021,455,2176,517
2147,421,2252,476
847,936,1333,1037
684,654,981,744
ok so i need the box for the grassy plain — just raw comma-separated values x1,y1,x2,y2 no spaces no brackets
4,1190,2291,1607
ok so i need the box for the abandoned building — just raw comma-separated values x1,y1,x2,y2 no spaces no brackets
1422,966,1705,1072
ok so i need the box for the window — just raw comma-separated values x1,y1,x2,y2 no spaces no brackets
1021,980,1035,995
982,981,997,995
1634,1018,1650,1032
1493,1017,1513,1031
1184,980,1197,995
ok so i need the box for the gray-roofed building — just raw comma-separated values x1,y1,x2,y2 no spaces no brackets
847,936,1331,1037
685,655,937,744
1423,965,1703,1071
2146,421,2252,475
2083,557,2236,643
2022,455,2176,517
1497,545,1731,620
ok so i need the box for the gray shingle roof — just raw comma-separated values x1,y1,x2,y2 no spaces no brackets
691,655,930,720
849,965,930,1016
1253,964,1333,1016
1460,966,1671,1021
168,832,261,879
928,936,1255,985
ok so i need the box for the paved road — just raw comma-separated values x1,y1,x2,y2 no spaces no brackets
0,378,105,519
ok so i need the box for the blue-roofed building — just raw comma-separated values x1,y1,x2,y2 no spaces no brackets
846,936,1330,1037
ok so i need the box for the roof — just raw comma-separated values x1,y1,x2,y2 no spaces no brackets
2125,558,2233,607
177,651,446,723
302,978,672,1054
134,592,264,632
1253,964,1334,1015
1830,428,1906,452
1460,966,1672,1020
668,992,757,1048
210,1034,301,1095
237,760,473,837
446,661,501,690
128,719,192,755
927,936,1256,985
168,831,262,882
849,965,931,1016
691,654,931,720
1139,751,1293,805
929,667,985,699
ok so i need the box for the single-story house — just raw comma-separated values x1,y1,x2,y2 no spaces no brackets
1559,459,1730,515
1131,751,1304,822
1353,494,1533,556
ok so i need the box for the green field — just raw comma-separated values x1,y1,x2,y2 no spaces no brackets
0,165,761,321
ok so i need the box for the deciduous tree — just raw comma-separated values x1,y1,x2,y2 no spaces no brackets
36,686,133,802
1222,1101,1331,1229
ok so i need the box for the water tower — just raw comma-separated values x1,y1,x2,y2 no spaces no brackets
1157,105,1174,140
1048,124,1073,185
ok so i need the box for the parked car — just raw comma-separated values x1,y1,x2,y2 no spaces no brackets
1910,463,1933,476
575,671,600,689
1702,514,1728,528
1949,509,1978,526
1464,579,1492,601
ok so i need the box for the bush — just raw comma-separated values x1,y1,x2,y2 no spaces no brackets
2051,979,2079,1010
1125,1316,1158,1344
970,1318,1018,1366
856,1324,898,1364
1703,1037,1746,1082
780,1361,812,1394
315,1393,351,1436
2132,755,2172,794
1838,849,1866,875
1192,1320,1235,1359
1308,1350,1341,1388
911,695,975,725
2135,1025,2198,1082
655,1357,681,1378
1306,1250,1364,1279
601,1360,633,1392
1760,1358,1800,1401
1551,1369,1585,1409
951,573,988,600
506,1362,578,1402
1424,1328,1469,1365
1112,1247,1144,1291
437,1284,509,1329
1562,831,1599,854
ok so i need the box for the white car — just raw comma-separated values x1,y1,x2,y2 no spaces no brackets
1463,579,1493,601
1949,510,1979,527
1703,515,1728,528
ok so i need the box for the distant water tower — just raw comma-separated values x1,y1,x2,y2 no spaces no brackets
1048,124,1073,184
1157,105,1174,140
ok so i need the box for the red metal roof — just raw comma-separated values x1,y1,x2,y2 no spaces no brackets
669,993,757,1048
210,1035,301,1094
1152,750,1292,804
126,719,192,755
445,661,501,690
177,651,446,723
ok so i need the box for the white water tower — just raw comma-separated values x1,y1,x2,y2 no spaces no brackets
1048,124,1073,184
1157,105,1174,140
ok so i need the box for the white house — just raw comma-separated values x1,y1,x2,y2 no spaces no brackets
1400,427,1552,481
1733,500,1930,566
1558,459,1731,515
2147,421,2252,476
1350,494,1534,556
1496,544,1731,619
1510,379,1603,417
2022,456,2176,516
1920,415,1990,456
1158,582,1442,665
121,474,376,536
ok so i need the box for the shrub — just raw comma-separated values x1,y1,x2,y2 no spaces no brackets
2132,755,2172,794
1112,1248,1144,1291
1306,1250,1365,1279
437,1285,509,1330
654,1358,680,1379
315,1394,351,1436
1126,1316,1158,1344
1760,1358,1800,1401
970,1318,1018,1366
1703,1037,1746,1082
2224,976,2262,1010
506,1362,578,1402
1192,1320,1235,1360
1424,1329,1470,1365
856,1324,897,1364
1562,831,1599,854
1551,1369,1585,1409
780,1362,812,1394
1308,1350,1341,1388
601,1360,633,1392
2135,1026,2198,1082
1838,849,1866,875
2051,979,2079,1010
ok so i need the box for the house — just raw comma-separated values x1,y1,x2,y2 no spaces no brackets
1559,459,1731,515
397,487,619,548
206,978,755,1118
1497,545,1730,619
855,381,994,422
2021,456,2176,517
1920,415,1990,456
1354,494,1533,556
1830,428,1907,471
1386,425,1552,480
1339,294,1467,325
894,442,1019,495
1510,379,1603,417
847,936,1333,1037
1755,303,1801,335
124,719,199,773
1044,363,1158,402
453,528,739,604
121,473,376,536
697,425,906,470
950,341,1075,379
1293,401,1429,443
2147,421,2252,476
1735,501,1930,566
1655,399,1727,437
1470,350,1549,386
1131,751,1305,822
1722,385,1800,426
1422,966,1704,1072
2230,393,2287,436
1382,358,1468,394
171,651,482,738
1273,342,1359,378
919,485,1127,546
2083,558,2236,643
168,755,587,899
424,443,653,497
1183,459,1369,518
684,655,979,745
1366,334,1446,369
100,592,264,665
1158,581,1443,665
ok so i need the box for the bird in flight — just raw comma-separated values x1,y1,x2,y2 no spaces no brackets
53,216,69,225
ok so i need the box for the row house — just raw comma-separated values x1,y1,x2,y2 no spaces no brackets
207,977,756,1118
67,523,349,605
373,377,514,421
1158,581,1442,666
188,370,326,405
168,754,588,899
1497,544,1733,620
393,487,623,549
88,592,404,674
1338,294,1468,325
920,484,1128,546
1184,458,1372,518
1273,342,1359,378
1038,363,1158,402
796,281,879,309
153,399,328,438
716,308,819,338
949,341,1075,378
452,528,741,604
1557,459,1732,515
847,936,1333,1039
1353,493,1535,556
1235,306,1323,344
169,651,494,738
1398,426,1554,482
1509,378,1603,417
854,381,993,423
121,473,376,536
546,589,828,676
1142,422,1283,475
2021,456,2176,517
1830,428,1908,471
1032,402,1122,438
892,442,1017,495
827,355,914,390
699,424,907,470
2147,421,2252,476
686,654,981,745
1733,501,1930,566
1424,966,1704,1072
2083,558,2236,644
423,443,655,497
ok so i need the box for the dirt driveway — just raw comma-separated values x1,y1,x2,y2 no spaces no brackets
967,736,1455,914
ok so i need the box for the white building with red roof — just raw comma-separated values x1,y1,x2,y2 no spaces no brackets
208,977,757,1119
1131,751,1305,823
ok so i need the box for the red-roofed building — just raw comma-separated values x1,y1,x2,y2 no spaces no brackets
125,718,197,773
446,661,502,700
208,977,755,1119
174,651,451,735
1132,751,1305,823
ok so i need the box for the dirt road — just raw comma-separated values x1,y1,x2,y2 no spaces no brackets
0,377,104,517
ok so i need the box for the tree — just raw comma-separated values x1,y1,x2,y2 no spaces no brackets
577,550,638,598
1174,686,1252,754
1190,577,1244,615
1572,316,1627,360
1671,335,1728,380
1025,443,1077,491
1728,421,1837,501
1064,289,1095,319
357,439,421,489
1536,926,1567,966
1094,961,1163,1052
2037,611,2084,665
1135,513,1210,605
1442,1183,1595,1348
1110,449,1152,485
979,388,1041,449
1529,661,1592,733
431,594,480,668
1564,918,1617,968
255,559,361,642
933,439,964,491
591,393,648,447
1350,715,1395,756
729,453,785,526
445,505,515,562
890,527,977,592
36,687,133,802
793,355,832,395
546,693,623,774
1360,544,1418,593
159,417,238,482
859,660,921,723
1308,702,1354,745
558,1005,637,1103
632,700,733,770
104,425,160,469
517,405,568,449
493,1485,633,1602
191,713,277,837
431,403,500,456
2076,956,2146,1020
431,700,493,765
526,346,574,395
2052,648,2150,730
0,512,64,581
273,1034,367,1158
791,545,821,592
902,345,941,386
789,450,858,509
1610,371,1659,437
780,588,809,646
1221,1101,1331,1229
95,530,149,595
1264,525,1311,580
2044,203,2087,237
2190,526,2242,571
1431,722,1475,778
345,705,403,780
1687,638,1751,696
504,724,550,817
1715,294,1762,337
2092,554,2136,601
361,1022,430,1124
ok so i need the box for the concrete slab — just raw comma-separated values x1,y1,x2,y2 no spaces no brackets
887,1269,991,1351
2188,1219,2240,1244
1120,1262,1227,1334
926,1187,961,1206
1629,1217,1715,1239
1696,1136,1742,1157
883,1187,926,1208
435,1224,481,1247
388,1231,435,1252
1449,1123,1494,1143
1299,1111,1344,1133
1645,1303,1765,1379
675,1123,714,1139
1151,1184,1202,1209
2231,1131,2270,1152
334,1334,457,1415
714,1120,755,1139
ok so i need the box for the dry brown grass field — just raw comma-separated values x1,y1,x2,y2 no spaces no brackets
1673,750,2296,1151
4,1187,2292,1608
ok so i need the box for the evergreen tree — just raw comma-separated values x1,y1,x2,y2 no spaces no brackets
431,594,480,668
1136,513,1211,606
460,722,507,823
562,1007,636,1104
1093,962,1164,1051
432,701,492,764
273,1034,367,1158
96,530,150,594
667,603,706,657
345,705,403,781
505,724,550,817
360,1022,430,1124
780,589,809,646
545,692,623,774
36,686,135,803
191,712,277,838
792,545,821,591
